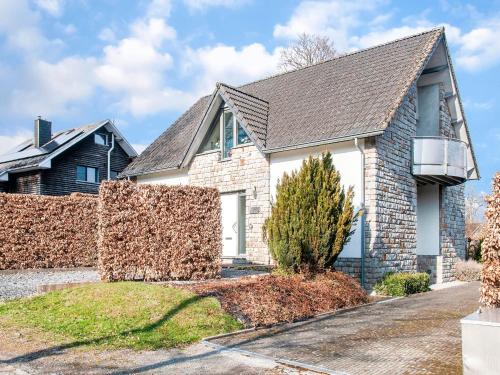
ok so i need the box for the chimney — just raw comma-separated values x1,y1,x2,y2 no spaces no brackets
34,117,52,148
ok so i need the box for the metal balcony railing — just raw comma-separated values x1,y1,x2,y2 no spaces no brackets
412,136,468,185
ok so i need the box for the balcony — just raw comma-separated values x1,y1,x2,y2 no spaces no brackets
412,136,468,186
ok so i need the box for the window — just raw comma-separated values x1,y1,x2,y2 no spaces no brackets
237,123,251,145
223,111,234,159
198,107,252,158
110,170,119,180
199,114,221,153
94,133,108,146
76,165,99,183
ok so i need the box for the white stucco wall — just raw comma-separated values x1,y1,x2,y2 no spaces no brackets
136,169,189,185
417,184,440,255
269,141,363,258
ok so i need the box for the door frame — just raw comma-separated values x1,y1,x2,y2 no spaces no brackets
221,190,246,257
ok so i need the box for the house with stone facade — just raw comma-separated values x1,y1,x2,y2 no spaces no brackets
121,28,479,288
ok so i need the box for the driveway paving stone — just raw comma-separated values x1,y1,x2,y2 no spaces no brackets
210,282,480,375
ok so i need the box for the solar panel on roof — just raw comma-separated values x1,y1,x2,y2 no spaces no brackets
0,148,47,163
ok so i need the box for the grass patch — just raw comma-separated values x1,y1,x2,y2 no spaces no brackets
0,282,242,350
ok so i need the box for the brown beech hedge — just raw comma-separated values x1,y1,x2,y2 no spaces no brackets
0,192,98,269
98,181,222,281
481,172,500,307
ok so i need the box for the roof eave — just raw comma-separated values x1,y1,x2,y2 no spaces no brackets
118,165,181,179
263,131,384,154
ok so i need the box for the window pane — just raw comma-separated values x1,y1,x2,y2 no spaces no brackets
76,166,86,181
110,171,118,180
199,114,221,153
94,133,107,145
223,111,234,158
87,167,98,183
237,122,251,145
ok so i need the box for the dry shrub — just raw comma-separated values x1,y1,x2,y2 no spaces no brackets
480,173,500,307
455,260,482,282
98,181,221,281
0,192,98,269
185,271,368,326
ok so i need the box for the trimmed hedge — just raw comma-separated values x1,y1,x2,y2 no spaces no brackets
0,192,98,269
481,172,500,307
374,272,430,296
98,181,222,281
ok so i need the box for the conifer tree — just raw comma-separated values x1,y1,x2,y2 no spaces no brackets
264,152,356,273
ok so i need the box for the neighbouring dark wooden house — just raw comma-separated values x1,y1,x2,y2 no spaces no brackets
0,118,137,195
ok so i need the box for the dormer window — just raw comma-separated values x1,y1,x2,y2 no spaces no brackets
94,133,108,146
199,107,251,158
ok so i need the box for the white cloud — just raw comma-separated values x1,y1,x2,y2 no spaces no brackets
0,129,32,155
62,23,76,34
130,18,176,47
273,0,385,51
94,7,190,115
97,39,173,92
451,19,500,71
183,43,281,96
99,27,116,42
34,0,63,17
183,0,249,11
10,57,97,117
350,25,431,49
147,0,172,18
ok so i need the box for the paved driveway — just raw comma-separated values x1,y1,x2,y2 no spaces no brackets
209,282,480,375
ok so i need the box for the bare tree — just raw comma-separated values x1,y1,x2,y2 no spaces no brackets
465,185,486,224
279,33,337,72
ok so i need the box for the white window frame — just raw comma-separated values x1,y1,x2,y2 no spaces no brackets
220,109,251,160
94,133,108,146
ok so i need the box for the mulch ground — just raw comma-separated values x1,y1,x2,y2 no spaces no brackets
181,271,368,326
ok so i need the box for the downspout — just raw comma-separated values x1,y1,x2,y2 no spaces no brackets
354,138,366,288
107,133,115,180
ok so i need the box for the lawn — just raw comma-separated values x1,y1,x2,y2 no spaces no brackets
0,282,242,350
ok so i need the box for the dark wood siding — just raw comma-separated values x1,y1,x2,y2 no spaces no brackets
40,129,132,196
0,182,9,193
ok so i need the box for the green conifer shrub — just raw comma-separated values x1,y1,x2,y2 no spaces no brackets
264,152,356,273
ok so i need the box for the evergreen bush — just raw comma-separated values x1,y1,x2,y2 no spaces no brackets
264,152,356,273
374,272,430,296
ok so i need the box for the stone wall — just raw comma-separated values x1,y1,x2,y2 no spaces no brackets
188,145,271,264
417,254,442,284
363,84,419,287
334,257,361,280
440,184,466,281
362,81,466,288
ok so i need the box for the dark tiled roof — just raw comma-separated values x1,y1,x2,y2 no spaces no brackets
122,28,443,176
218,83,269,149
123,97,211,176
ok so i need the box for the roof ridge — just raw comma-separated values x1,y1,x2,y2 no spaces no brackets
217,82,270,104
238,27,444,89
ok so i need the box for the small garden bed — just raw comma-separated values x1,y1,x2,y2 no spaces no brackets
183,271,368,326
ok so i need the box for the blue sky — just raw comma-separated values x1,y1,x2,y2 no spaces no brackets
0,0,498,193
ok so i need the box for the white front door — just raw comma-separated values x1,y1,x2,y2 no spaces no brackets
221,193,239,257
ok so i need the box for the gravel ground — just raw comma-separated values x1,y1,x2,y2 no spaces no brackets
0,267,269,301
0,268,99,301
